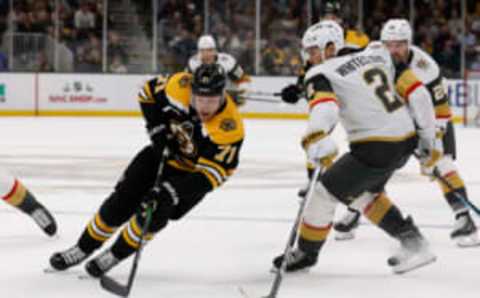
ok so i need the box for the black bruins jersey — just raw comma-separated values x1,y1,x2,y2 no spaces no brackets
138,72,244,192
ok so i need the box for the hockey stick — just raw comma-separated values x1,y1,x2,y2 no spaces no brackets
100,207,153,297
262,166,323,298
243,96,282,104
247,90,281,97
100,149,168,297
432,168,480,216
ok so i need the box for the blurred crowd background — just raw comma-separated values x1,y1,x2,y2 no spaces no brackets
0,0,479,78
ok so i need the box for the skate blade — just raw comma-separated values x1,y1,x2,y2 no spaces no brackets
455,234,480,248
44,267,92,279
269,266,310,274
392,254,437,274
334,231,355,241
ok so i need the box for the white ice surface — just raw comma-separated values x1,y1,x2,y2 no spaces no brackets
1,117,479,298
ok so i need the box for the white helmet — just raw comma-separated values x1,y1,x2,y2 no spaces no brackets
380,19,412,44
314,20,344,51
301,22,344,61
302,20,344,53
197,35,216,50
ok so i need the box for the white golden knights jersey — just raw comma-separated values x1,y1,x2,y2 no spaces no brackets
304,45,425,143
138,72,244,191
187,52,250,85
407,45,452,124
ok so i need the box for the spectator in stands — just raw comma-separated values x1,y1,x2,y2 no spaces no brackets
74,1,94,39
109,54,127,73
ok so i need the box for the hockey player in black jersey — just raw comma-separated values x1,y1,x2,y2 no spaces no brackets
49,64,244,277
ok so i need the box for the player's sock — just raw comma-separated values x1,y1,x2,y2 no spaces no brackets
272,221,331,272
438,171,469,213
2,180,57,236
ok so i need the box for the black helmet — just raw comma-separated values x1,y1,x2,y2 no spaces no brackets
191,64,226,96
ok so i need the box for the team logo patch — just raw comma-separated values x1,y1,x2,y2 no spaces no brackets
220,118,236,132
417,58,429,70
179,75,190,87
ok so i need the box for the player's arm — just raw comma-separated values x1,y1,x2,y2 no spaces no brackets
162,139,243,202
395,65,441,174
280,63,310,104
137,76,171,155
303,73,339,169
395,65,436,141
425,75,452,130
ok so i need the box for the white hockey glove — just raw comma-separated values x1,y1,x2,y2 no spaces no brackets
416,133,443,177
302,133,338,171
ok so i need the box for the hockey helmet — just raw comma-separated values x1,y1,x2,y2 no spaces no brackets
197,35,217,50
191,64,226,96
381,19,412,45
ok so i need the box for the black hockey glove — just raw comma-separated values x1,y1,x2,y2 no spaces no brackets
281,84,302,104
137,183,177,219
148,123,172,159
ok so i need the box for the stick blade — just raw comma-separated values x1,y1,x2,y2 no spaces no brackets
100,275,130,297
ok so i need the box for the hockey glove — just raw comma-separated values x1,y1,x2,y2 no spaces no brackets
137,183,178,219
416,134,443,177
148,124,172,159
304,135,338,172
281,84,302,104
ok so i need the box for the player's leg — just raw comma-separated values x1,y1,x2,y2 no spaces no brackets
273,179,338,272
84,167,207,277
436,122,478,246
340,140,435,273
0,168,57,236
49,145,161,271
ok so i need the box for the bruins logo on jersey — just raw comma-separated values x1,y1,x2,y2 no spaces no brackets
170,121,196,157
178,74,191,87
220,118,236,132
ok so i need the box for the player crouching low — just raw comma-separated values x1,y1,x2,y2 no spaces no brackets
49,64,244,277
272,24,439,274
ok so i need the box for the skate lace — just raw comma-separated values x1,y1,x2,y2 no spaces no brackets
286,250,305,264
62,246,87,265
453,214,471,233
339,210,358,225
95,251,119,271
31,209,52,229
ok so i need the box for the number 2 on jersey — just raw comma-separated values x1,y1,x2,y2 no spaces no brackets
363,68,403,113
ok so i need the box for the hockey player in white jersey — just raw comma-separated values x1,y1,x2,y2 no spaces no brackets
1,168,57,236
187,35,251,105
335,19,479,247
272,24,440,274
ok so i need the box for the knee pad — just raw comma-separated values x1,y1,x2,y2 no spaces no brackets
302,182,338,227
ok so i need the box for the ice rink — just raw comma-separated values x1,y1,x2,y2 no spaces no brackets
1,117,480,298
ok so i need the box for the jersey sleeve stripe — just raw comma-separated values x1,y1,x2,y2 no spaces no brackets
395,69,422,99
198,158,228,178
197,164,225,184
301,131,327,149
309,92,338,109
199,169,221,188
143,82,153,99
405,81,423,99
435,102,452,119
